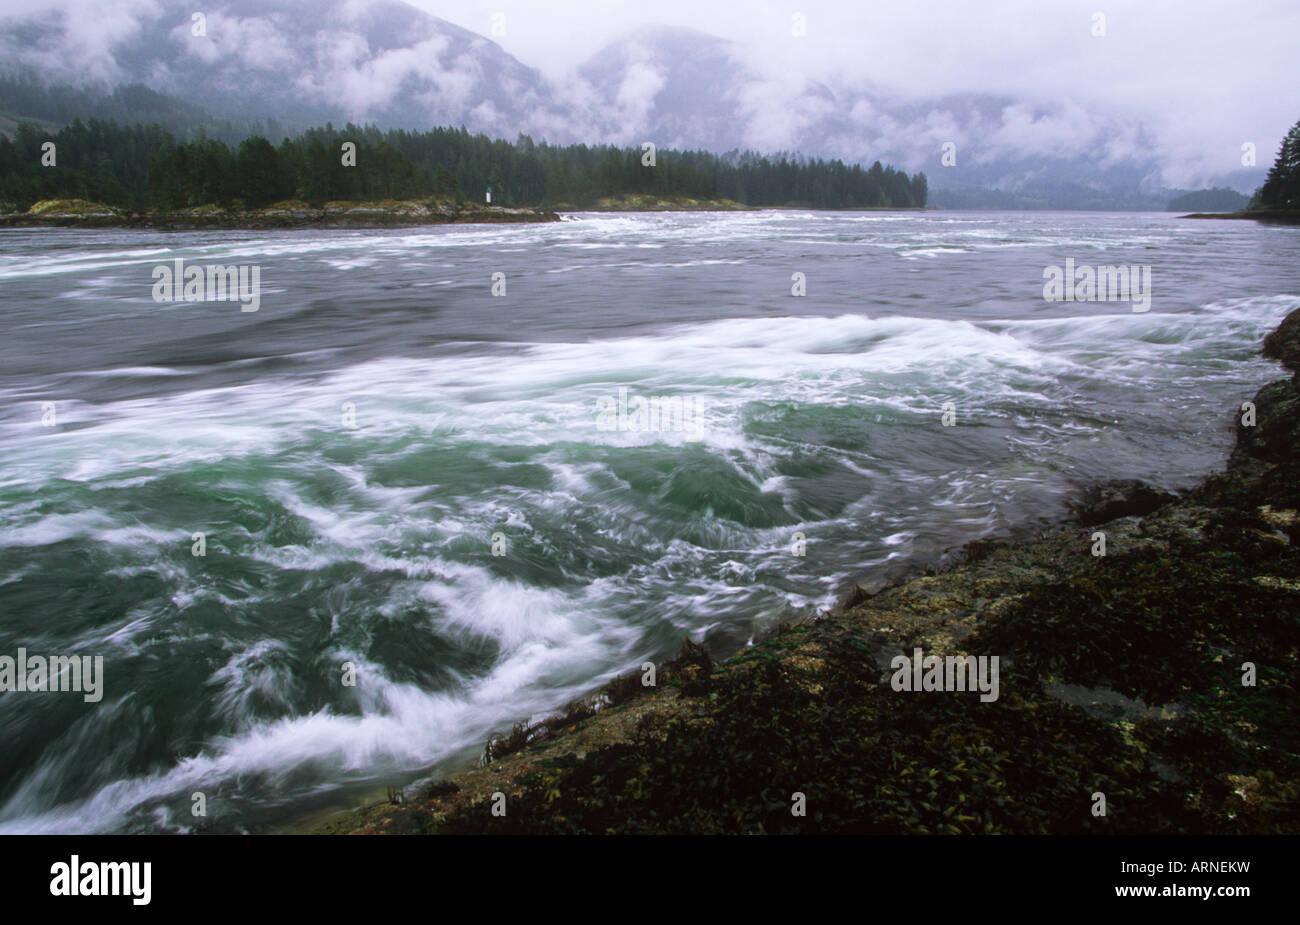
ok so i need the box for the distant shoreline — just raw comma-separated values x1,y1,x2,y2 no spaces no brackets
17,202,1296,231
0,197,938,230
0,198,561,230
1181,209,1300,224
568,198,930,213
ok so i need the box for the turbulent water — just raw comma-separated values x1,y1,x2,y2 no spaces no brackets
0,210,1296,833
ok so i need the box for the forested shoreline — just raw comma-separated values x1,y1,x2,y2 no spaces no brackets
0,118,928,213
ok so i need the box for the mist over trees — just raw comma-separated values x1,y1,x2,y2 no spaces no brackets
0,73,297,144
0,117,927,212
1166,187,1249,212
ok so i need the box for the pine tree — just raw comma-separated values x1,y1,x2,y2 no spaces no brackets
433,165,461,201
1253,118,1300,210
235,136,285,208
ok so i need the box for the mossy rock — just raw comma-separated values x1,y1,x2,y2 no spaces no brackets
1232,379,1300,465
1071,479,1176,525
264,199,314,212
1263,306,1300,374
26,198,117,216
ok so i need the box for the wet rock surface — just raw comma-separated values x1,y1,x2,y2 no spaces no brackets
1232,378,1300,466
1071,479,1178,526
1263,306,1300,373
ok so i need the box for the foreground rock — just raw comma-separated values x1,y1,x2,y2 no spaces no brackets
1070,479,1177,526
1263,306,1300,373
314,318,1300,836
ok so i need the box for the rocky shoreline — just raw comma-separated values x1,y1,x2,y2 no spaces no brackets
307,311,1300,836
567,195,928,212
0,198,937,227
0,198,560,230
1183,209,1300,225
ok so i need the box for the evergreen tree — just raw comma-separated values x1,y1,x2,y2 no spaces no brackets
433,165,462,201
1253,117,1300,210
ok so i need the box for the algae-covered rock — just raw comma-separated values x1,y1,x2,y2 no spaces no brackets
1262,306,1300,374
1232,378,1300,465
1071,479,1176,525
26,198,118,216
265,199,312,211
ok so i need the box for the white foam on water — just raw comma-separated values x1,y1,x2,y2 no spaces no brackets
3,299,1291,494
0,573,642,833
1,212,1294,834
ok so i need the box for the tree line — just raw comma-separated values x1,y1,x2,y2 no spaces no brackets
0,118,927,212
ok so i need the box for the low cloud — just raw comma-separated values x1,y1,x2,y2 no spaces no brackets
1,0,1293,191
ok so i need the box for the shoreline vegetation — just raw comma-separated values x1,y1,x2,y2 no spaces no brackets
305,310,1300,836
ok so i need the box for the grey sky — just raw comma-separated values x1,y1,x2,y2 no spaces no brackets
415,0,1298,169
416,0,1294,103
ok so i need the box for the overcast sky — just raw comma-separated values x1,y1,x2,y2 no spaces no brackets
417,0,1296,100
414,0,1299,156
5,0,1296,108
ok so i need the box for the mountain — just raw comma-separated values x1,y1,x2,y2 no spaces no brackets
0,0,569,140
575,26,746,150
0,1,1268,208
